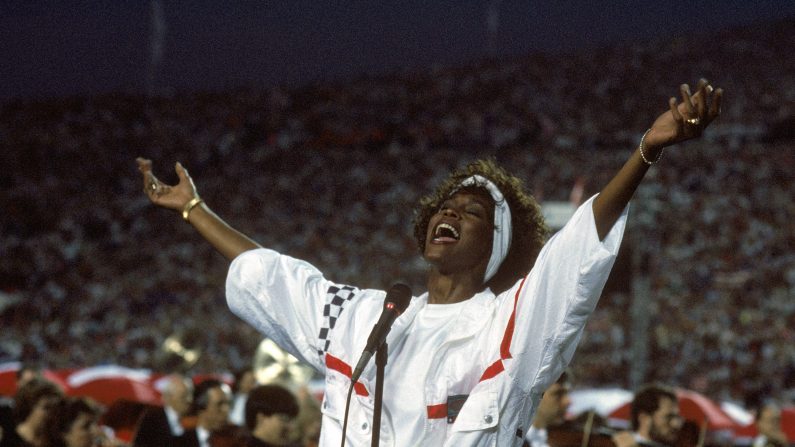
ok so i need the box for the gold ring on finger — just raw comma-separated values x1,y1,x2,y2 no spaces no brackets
686,117,701,126
149,182,157,191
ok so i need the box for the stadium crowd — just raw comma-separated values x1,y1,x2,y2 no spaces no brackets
1,16,793,417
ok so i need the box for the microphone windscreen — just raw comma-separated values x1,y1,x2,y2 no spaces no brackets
385,283,412,314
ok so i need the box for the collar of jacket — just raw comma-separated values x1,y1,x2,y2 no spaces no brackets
388,287,496,345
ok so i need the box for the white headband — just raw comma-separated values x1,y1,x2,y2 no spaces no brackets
458,175,512,283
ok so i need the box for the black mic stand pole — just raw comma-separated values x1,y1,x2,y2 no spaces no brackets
371,341,388,447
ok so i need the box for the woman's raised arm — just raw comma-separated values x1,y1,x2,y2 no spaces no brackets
137,157,261,260
592,78,723,239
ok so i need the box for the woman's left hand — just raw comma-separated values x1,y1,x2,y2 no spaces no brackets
644,78,723,150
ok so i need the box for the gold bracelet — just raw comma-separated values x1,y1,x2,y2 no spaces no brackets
182,197,204,221
638,129,663,165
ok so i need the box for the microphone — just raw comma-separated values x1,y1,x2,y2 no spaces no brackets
350,283,412,383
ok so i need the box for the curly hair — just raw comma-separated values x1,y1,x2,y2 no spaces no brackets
413,158,549,294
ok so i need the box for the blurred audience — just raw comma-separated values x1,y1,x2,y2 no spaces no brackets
0,17,793,417
132,374,193,447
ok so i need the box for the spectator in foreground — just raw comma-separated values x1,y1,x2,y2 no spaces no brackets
524,370,572,447
132,374,193,447
613,383,683,447
1,365,46,437
183,379,234,447
1,377,63,447
244,384,299,447
41,396,119,447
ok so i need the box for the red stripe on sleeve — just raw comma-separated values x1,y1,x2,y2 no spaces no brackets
479,276,527,383
499,276,526,359
325,353,369,397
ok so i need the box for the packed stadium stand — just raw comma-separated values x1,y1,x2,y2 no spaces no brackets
1,18,793,413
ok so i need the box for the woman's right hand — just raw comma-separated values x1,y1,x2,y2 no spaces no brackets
137,157,199,211
137,157,261,259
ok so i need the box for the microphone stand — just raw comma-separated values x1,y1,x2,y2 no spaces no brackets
371,341,388,447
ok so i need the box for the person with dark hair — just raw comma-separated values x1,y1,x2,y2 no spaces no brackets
244,385,299,447
41,397,102,447
0,377,63,447
181,379,233,447
132,373,193,447
0,365,47,441
524,370,572,447
613,383,683,447
138,79,721,445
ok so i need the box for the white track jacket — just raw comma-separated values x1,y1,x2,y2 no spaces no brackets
226,195,627,446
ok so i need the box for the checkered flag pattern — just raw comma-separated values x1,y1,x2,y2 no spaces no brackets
317,284,359,357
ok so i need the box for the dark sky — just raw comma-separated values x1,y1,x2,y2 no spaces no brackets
2,0,794,101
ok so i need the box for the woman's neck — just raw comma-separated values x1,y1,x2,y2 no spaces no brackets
426,270,484,304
